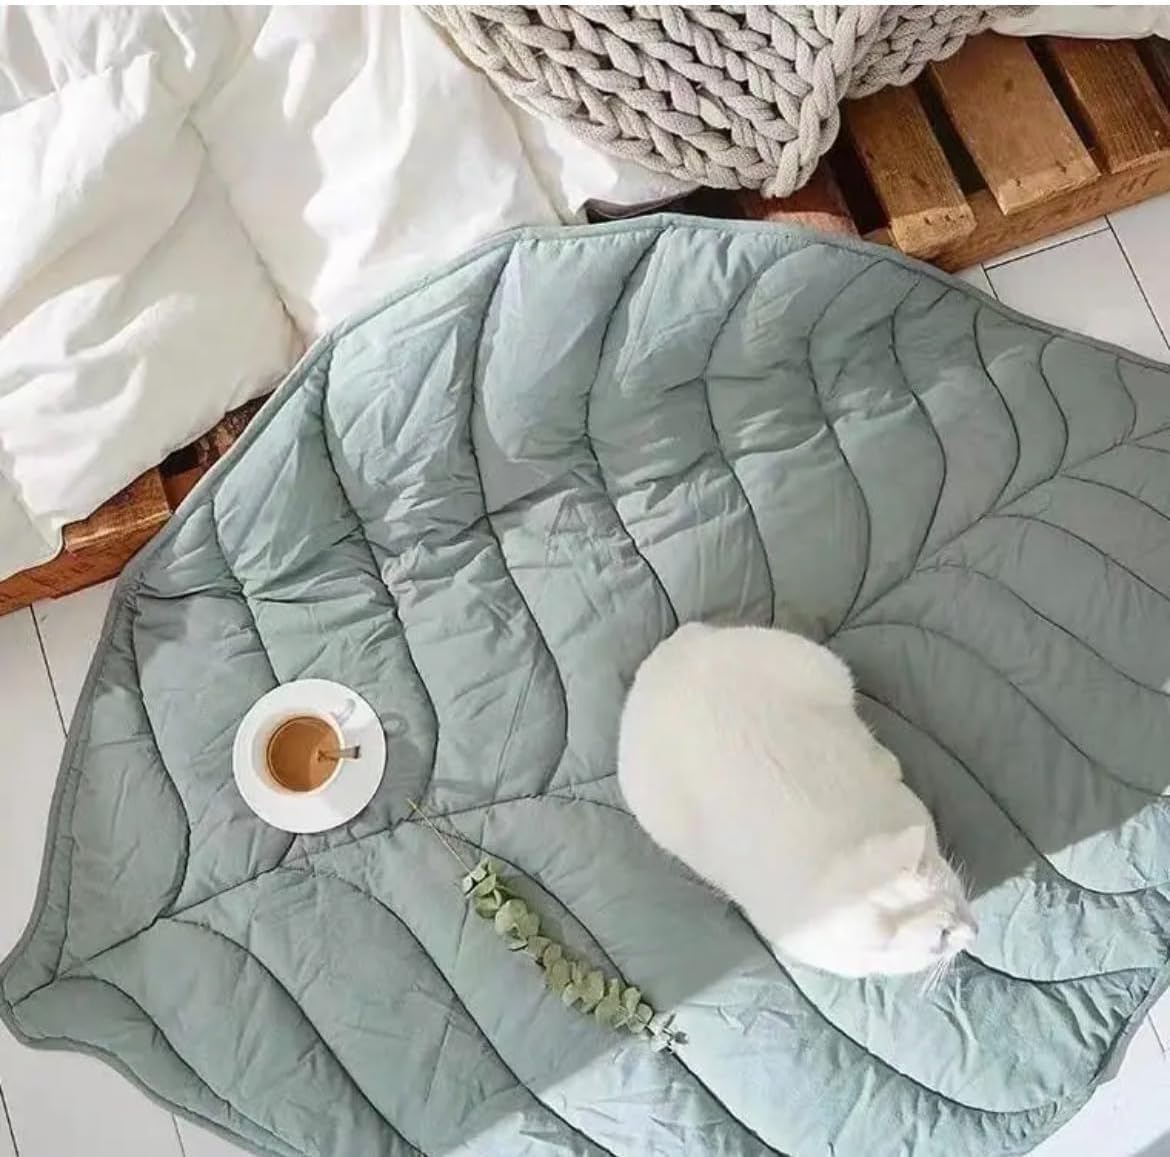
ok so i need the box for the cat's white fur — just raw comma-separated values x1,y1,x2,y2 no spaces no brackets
617,623,977,978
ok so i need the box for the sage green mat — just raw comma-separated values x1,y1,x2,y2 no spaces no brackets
5,218,1170,1157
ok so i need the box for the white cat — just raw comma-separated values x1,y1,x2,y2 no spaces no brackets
617,622,977,978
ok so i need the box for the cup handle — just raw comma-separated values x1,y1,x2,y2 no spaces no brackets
331,698,358,730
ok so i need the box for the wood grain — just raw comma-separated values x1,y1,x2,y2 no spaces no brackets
1045,38,1170,173
878,152,1170,272
0,471,170,615
1141,39,1170,109
930,34,1099,214
844,84,974,256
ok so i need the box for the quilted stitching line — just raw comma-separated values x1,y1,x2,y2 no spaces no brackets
471,794,1095,1119
858,296,1023,622
855,689,1155,900
464,245,571,795
62,975,295,1157
580,234,681,631
894,331,1148,582
1063,470,1170,525
170,916,424,1156
208,506,281,687
889,282,947,577
804,259,878,635
697,257,780,625
956,951,1158,989
126,617,194,918
736,936,1080,1118
314,355,441,821
1132,437,1170,455
842,619,1170,803
898,324,1059,576
1115,353,1140,443
280,864,615,1157
987,511,1170,604
917,561,1170,696
1038,337,1076,472
967,302,1024,514
430,828,788,1157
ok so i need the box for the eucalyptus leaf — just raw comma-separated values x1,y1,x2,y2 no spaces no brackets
494,898,530,936
523,935,551,961
456,857,681,1051
546,959,571,994
578,970,605,1013
470,876,500,900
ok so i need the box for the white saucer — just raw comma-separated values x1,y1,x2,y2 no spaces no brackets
232,679,386,834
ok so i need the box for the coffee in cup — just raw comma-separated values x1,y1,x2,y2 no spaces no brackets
265,715,342,793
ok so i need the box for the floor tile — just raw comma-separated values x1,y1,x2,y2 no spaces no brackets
0,610,65,956
1031,1023,1170,1157
1111,193,1170,347
955,265,994,295
984,217,1108,267
0,1029,183,1157
987,228,1170,362
33,581,115,727
178,1120,254,1157
0,607,184,1157
1148,985,1170,1058
0,1088,16,1157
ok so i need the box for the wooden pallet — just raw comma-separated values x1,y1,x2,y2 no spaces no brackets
741,34,1170,270
5,31,1170,617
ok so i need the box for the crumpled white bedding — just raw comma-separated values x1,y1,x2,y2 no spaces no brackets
0,5,688,582
992,5,1170,39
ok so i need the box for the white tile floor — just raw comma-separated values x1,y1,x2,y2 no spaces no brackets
4,196,1170,1156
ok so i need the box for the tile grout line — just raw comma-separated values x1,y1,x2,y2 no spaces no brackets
978,264,1000,302
1106,216,1170,354
171,1114,188,1157
28,609,65,736
0,1081,19,1157
984,222,1110,273
1149,1015,1169,1060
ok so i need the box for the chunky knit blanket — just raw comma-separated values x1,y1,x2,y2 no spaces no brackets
426,5,1024,197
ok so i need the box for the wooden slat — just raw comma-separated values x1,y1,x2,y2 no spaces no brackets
1141,39,1170,109
61,468,170,554
843,85,974,257
1045,38,1170,173
930,34,1099,214
735,166,858,236
0,471,170,615
875,152,1170,272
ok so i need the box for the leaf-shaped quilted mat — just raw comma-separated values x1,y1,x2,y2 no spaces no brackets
5,218,1170,1157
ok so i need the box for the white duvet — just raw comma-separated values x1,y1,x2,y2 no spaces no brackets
5,5,1167,586
0,5,687,582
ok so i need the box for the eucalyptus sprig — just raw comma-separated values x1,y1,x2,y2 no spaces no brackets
409,800,681,1053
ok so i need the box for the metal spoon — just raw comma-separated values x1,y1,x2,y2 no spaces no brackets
317,745,361,761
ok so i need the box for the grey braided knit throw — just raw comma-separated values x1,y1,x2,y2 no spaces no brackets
426,5,1027,197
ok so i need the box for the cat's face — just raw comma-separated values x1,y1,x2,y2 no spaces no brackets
860,836,978,977
783,825,978,978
